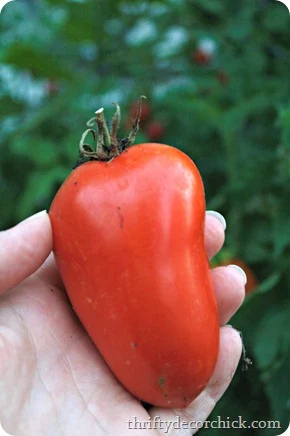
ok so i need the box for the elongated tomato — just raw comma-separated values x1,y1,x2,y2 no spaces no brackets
49,143,219,408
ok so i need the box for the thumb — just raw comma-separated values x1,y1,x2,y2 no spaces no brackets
0,211,52,295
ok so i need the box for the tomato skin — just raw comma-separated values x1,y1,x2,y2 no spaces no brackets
49,143,220,408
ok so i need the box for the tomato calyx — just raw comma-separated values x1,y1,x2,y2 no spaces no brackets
78,96,146,164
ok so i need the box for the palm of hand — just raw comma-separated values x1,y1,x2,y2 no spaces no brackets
0,214,245,436
1,275,150,436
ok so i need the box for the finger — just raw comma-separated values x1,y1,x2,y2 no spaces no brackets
0,211,52,295
212,265,246,325
34,252,64,289
205,211,226,259
150,326,242,436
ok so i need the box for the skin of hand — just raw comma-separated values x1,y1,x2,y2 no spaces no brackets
0,211,245,436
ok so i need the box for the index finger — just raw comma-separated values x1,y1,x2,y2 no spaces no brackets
0,211,52,295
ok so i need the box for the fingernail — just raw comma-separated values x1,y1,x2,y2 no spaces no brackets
228,264,247,285
24,210,47,222
206,211,227,230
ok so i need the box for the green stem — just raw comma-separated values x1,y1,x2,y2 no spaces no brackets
79,129,97,157
122,95,146,149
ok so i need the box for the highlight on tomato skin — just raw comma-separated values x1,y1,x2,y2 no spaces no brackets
49,100,220,409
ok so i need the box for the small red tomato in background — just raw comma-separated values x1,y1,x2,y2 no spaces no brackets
216,70,229,85
193,49,211,65
146,121,165,141
46,79,60,97
192,37,216,65
130,100,151,124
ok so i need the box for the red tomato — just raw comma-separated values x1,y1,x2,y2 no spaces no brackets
49,143,219,408
46,79,60,97
130,101,151,124
192,38,216,65
146,121,165,141
192,49,211,64
216,71,229,85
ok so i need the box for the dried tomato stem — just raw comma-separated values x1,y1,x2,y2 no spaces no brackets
95,108,111,150
86,117,96,128
110,103,121,151
78,96,146,163
79,129,97,157
122,95,146,149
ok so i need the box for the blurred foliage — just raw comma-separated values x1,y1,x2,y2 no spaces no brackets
1,0,290,433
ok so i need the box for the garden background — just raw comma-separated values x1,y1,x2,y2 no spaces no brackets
0,0,290,434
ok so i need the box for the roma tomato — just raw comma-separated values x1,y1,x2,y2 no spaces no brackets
49,100,220,408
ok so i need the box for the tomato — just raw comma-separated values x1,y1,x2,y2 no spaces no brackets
49,101,219,408
46,79,60,97
216,71,229,85
130,100,151,124
192,49,211,65
192,38,216,65
146,121,165,141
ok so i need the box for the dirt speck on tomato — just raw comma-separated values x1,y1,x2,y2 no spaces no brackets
117,206,124,229
131,342,138,349
159,375,168,398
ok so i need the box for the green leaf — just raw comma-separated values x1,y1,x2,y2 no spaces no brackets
265,352,290,432
253,305,290,371
17,168,69,220
263,4,290,32
194,0,225,15
10,137,60,166
234,285,290,375
2,44,71,79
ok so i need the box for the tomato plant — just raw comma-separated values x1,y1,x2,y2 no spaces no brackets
49,99,220,408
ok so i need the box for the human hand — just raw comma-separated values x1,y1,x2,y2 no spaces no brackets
0,211,245,436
